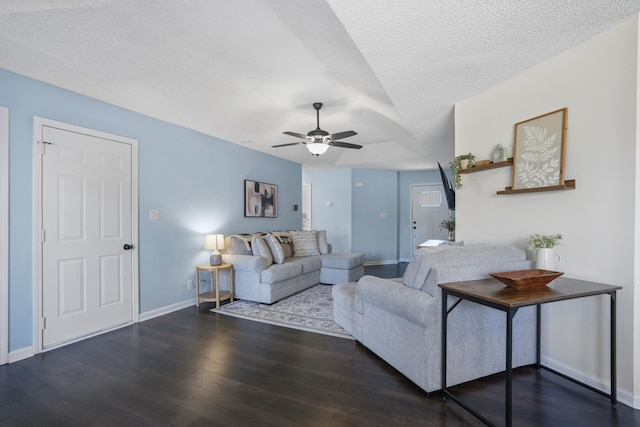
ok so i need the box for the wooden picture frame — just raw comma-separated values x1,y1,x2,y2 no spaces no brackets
512,108,568,191
244,180,278,217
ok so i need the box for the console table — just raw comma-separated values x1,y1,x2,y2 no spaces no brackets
439,277,621,427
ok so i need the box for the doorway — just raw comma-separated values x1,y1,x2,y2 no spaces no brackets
410,183,450,253
0,106,7,364
34,118,139,351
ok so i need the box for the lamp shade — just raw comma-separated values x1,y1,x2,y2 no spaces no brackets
307,143,329,156
205,234,225,251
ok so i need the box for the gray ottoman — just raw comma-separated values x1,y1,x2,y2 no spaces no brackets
319,253,365,284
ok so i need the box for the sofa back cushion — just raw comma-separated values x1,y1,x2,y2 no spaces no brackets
404,244,528,294
265,233,286,264
252,234,273,266
289,230,320,257
317,230,329,254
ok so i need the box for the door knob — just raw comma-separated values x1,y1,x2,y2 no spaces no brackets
123,244,133,250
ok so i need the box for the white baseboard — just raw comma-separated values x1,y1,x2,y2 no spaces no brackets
542,355,638,409
139,298,196,322
364,259,398,266
8,346,34,363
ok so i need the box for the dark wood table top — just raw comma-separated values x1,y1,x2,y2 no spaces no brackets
439,277,622,308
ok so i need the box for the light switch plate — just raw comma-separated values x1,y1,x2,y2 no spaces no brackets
149,209,160,220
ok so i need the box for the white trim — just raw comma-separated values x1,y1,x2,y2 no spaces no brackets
33,117,140,353
8,346,34,364
139,299,196,322
0,106,8,365
363,259,399,266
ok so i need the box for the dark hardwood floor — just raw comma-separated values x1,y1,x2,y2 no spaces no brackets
1,263,638,426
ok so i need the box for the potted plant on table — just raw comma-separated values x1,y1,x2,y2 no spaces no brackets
449,153,476,190
440,219,455,241
527,233,563,271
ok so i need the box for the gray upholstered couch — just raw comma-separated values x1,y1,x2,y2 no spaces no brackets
332,244,537,393
222,230,364,304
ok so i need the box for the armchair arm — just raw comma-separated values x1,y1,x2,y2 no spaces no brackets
356,275,436,327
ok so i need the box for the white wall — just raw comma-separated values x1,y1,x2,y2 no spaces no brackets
455,15,639,407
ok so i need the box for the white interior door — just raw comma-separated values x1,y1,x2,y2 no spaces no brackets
411,183,450,252
38,121,136,349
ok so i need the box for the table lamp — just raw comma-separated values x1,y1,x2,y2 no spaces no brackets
205,234,225,266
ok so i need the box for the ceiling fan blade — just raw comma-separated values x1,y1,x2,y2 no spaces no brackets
272,142,303,148
329,130,357,140
330,141,362,149
283,131,307,139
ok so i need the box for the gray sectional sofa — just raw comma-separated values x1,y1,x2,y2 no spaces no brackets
332,244,537,393
222,230,364,304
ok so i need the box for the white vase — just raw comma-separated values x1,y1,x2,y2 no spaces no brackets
460,159,470,169
535,248,561,271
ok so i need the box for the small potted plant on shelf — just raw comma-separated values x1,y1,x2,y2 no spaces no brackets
527,233,563,271
440,219,455,241
449,153,476,189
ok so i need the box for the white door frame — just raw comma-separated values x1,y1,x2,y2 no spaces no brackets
33,117,139,353
0,106,8,364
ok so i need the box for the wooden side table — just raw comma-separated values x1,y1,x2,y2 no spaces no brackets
195,263,234,308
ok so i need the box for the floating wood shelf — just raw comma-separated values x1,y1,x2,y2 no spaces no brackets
458,158,513,174
497,179,576,195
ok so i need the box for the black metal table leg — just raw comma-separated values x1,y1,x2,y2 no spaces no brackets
610,291,617,408
441,290,448,400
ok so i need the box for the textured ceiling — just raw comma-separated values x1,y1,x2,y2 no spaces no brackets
1,1,639,170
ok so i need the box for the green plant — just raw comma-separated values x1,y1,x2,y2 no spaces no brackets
527,233,563,249
439,219,455,232
449,153,476,189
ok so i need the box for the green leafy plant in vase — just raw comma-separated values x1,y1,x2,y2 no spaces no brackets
440,219,455,241
527,233,563,271
449,153,476,190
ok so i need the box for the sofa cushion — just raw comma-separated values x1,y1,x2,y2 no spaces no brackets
290,230,320,257
289,255,322,273
251,235,273,266
317,230,329,254
261,262,302,284
226,234,253,255
265,233,285,264
402,255,431,290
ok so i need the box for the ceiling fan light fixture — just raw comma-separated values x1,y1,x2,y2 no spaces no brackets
307,142,329,156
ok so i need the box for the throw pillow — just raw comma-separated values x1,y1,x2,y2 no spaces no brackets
289,230,320,257
271,231,293,258
251,234,273,266
316,230,329,254
226,234,253,255
265,233,285,264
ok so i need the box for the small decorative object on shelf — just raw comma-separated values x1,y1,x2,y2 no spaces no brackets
449,153,476,189
492,144,508,163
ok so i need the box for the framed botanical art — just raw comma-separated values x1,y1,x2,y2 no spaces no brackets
244,180,277,217
512,108,568,190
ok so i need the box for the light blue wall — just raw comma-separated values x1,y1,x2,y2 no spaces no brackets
301,169,352,253
351,169,398,263
1,68,302,352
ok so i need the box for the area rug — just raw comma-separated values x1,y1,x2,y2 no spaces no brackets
212,284,354,340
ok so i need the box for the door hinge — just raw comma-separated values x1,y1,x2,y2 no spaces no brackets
41,229,46,243
41,317,46,330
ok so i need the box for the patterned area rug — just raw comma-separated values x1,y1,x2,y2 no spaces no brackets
212,284,353,340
